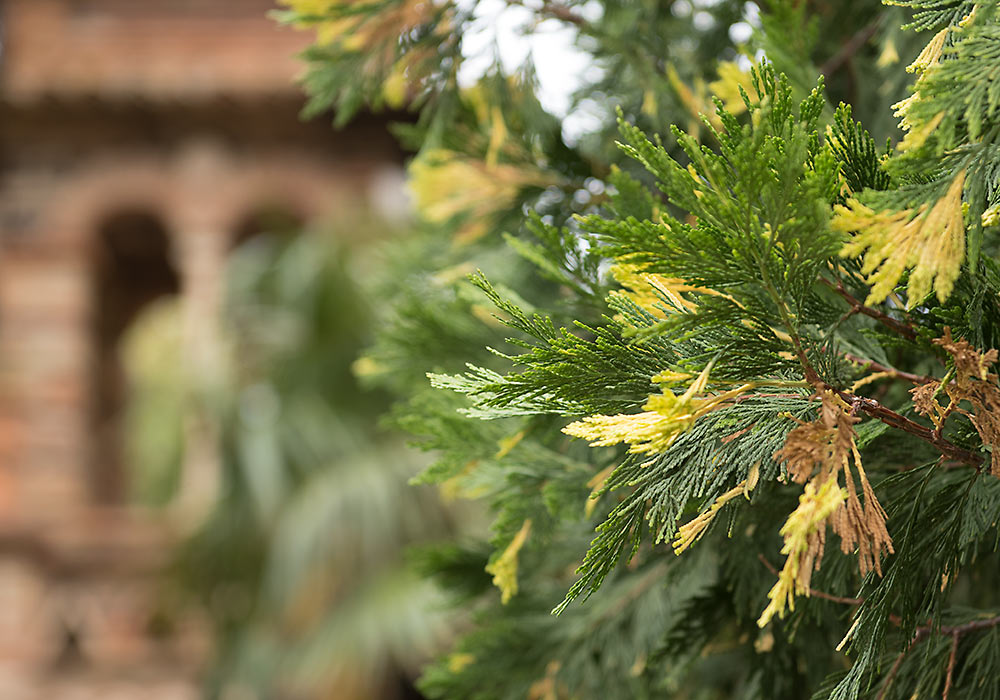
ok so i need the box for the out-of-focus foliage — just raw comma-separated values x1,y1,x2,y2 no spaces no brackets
126,219,460,699
121,299,185,504
281,1,1000,699
196,226,459,699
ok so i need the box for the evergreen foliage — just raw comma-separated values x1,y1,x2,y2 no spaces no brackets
280,1,1000,698
175,225,457,699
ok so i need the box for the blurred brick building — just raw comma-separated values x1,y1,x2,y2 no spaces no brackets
0,1,404,697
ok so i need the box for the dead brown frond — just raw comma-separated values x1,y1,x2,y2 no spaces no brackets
914,329,1000,476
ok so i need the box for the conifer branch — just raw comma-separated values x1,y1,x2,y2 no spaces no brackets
878,614,1000,700
288,2,1000,697
828,389,983,468
769,272,973,465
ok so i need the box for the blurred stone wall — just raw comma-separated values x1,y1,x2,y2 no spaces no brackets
0,2,404,697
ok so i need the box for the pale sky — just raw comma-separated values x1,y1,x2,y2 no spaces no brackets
455,0,760,142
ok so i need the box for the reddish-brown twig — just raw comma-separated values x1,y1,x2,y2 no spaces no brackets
820,18,882,77
876,634,920,700
943,631,960,700
827,386,982,469
876,615,1000,699
822,278,916,341
757,554,865,606
844,353,936,386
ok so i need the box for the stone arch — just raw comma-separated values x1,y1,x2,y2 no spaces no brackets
28,149,364,513
221,155,360,244
42,157,178,255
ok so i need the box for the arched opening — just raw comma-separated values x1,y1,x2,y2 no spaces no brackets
89,209,180,503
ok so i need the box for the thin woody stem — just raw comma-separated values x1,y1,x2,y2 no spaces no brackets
820,17,882,77
758,554,1000,639
935,615,1000,635
828,387,982,468
773,276,973,466
882,615,1000,699
756,554,864,606
822,278,917,341
844,353,936,386
876,636,919,700
943,631,959,700
757,555,1000,697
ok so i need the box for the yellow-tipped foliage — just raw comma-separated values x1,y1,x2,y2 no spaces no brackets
486,519,533,604
563,365,750,456
762,391,894,625
409,150,559,243
758,479,846,627
907,27,948,74
610,263,702,316
835,170,967,306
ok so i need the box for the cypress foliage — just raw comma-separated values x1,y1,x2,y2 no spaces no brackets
279,1,1000,697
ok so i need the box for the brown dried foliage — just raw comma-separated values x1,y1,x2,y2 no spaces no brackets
775,390,894,577
912,329,1000,476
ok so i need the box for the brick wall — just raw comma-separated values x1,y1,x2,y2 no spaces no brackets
1,0,310,101
0,2,405,697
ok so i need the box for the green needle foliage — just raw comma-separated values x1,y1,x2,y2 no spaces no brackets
281,1,1000,698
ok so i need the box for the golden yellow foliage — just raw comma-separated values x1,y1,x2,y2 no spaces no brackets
907,27,948,74
894,110,944,153
495,429,527,460
409,149,559,242
709,60,757,116
281,0,435,48
584,464,616,518
757,479,845,627
438,460,488,501
486,519,532,604
280,0,443,106
563,365,753,455
877,36,900,67
610,263,702,315
673,462,759,555
983,202,1000,227
447,653,476,673
528,661,567,700
665,60,757,137
665,64,716,135
835,170,967,306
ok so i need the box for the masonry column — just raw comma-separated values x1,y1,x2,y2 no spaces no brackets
169,141,235,529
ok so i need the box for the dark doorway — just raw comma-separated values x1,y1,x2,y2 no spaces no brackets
90,210,180,503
